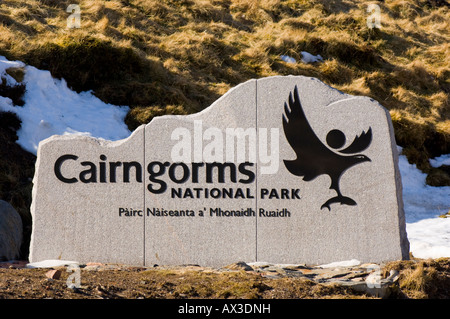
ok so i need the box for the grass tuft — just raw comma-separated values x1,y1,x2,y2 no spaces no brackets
385,259,450,298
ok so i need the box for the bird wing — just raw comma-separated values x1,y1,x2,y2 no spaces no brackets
282,85,337,180
338,127,372,154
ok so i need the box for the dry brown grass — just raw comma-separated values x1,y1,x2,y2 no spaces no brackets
1,259,449,299
0,265,374,299
1,1,448,127
384,258,450,298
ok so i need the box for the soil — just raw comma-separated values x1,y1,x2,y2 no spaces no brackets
0,263,365,300
1,258,449,300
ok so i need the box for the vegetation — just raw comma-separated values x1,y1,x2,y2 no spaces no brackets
0,258,449,299
0,0,449,259
384,258,450,298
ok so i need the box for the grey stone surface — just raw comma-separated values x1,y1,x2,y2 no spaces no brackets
0,200,22,261
255,76,409,265
144,79,257,267
29,126,145,265
29,76,408,267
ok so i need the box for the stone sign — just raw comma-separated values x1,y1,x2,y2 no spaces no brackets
29,76,409,267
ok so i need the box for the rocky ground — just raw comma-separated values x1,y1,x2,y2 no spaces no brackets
1,258,449,300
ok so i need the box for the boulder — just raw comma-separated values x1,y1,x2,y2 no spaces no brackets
0,200,23,261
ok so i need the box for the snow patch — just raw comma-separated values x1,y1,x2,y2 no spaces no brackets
280,51,324,64
398,148,449,224
430,154,450,168
26,259,79,268
0,57,25,85
407,218,450,259
280,55,296,64
0,56,131,155
301,51,323,64
398,147,450,259
317,259,361,268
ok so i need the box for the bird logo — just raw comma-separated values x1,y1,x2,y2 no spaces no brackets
282,86,372,210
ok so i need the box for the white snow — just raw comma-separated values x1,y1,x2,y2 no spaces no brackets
280,52,324,64
398,147,450,259
280,55,296,64
430,153,450,168
26,259,79,268
406,218,450,259
0,56,449,262
399,147,449,224
0,56,131,155
301,51,323,64
317,259,361,268
0,57,24,85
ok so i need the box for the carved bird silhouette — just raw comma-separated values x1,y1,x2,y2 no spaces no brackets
282,86,372,210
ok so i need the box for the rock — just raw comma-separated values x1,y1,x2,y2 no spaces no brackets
29,76,409,267
340,278,395,299
316,270,352,281
86,262,103,266
281,264,308,270
84,262,104,271
224,261,253,271
0,200,22,261
30,127,146,265
256,76,409,264
45,269,61,280
26,259,79,268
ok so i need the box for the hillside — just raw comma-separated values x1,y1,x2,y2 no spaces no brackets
0,0,449,260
